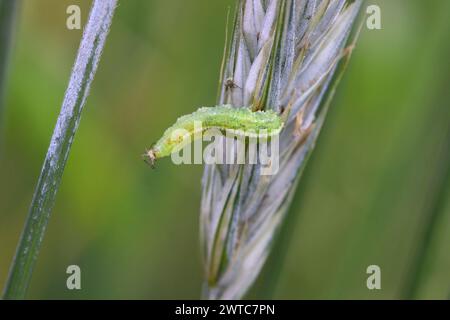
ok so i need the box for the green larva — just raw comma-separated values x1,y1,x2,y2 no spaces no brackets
144,105,283,166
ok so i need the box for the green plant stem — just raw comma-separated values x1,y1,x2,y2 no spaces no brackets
406,132,450,298
403,87,450,299
0,0,19,134
2,0,117,299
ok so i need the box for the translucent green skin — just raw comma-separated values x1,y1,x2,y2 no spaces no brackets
150,105,283,159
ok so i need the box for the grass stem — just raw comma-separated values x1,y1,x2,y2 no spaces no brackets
2,0,117,299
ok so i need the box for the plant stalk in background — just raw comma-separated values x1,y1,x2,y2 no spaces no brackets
201,0,362,299
2,0,117,299
0,0,19,134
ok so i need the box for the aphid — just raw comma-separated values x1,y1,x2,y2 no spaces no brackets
144,105,283,167
224,78,240,91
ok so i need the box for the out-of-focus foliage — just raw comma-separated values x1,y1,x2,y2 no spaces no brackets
0,0,448,299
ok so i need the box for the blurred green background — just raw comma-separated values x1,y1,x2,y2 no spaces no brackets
0,0,449,299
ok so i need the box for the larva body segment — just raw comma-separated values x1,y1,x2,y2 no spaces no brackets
145,105,283,165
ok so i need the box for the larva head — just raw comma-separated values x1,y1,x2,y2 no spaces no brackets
143,148,157,168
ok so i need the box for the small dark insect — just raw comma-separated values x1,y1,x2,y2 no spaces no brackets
224,77,240,91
